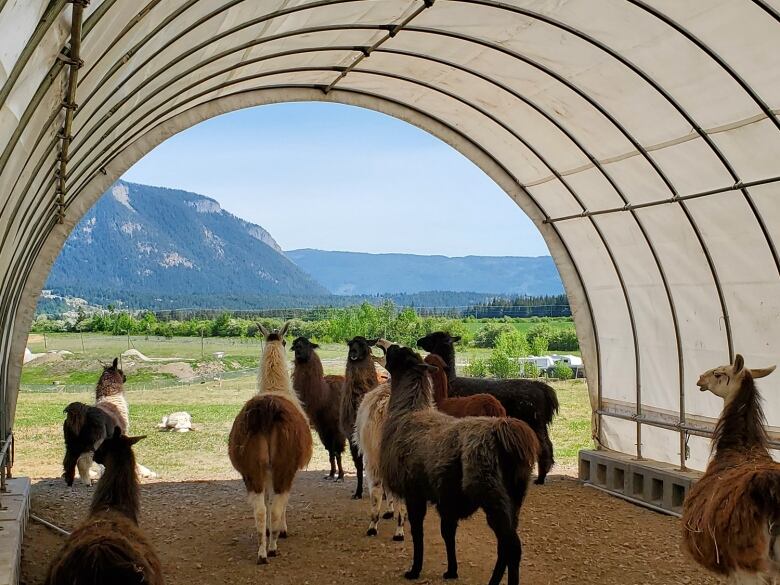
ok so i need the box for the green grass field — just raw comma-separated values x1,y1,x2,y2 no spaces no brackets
16,331,593,481
12,374,593,481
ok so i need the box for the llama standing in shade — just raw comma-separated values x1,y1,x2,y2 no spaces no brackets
229,322,313,564
46,429,163,585
682,354,779,584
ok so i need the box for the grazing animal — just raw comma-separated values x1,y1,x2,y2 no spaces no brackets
291,336,347,481
45,429,163,585
682,354,780,584
354,380,406,541
61,402,123,487
229,322,313,564
424,354,506,418
380,345,539,585
157,411,193,432
340,336,381,499
417,331,558,484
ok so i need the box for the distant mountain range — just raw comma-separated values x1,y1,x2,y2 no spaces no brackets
286,249,563,296
45,181,328,308
41,181,564,311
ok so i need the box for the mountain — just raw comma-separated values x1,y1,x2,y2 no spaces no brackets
285,249,563,296
44,181,329,307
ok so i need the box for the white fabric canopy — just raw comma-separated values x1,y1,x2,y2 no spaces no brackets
0,0,778,470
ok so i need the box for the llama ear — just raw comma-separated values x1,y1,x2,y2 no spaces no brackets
733,354,745,373
311,342,319,349
750,364,776,379
257,323,270,338
279,321,291,338
414,363,438,374
126,435,146,446
450,335,462,343
111,357,119,369
112,426,122,439
366,338,379,346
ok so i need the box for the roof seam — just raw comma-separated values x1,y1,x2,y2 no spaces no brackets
524,112,775,187
321,0,434,94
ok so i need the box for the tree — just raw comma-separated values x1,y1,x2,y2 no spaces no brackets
552,361,573,380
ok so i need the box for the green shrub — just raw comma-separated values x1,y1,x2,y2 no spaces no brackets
521,361,540,378
465,358,488,377
487,350,520,379
495,329,528,357
552,361,574,380
474,323,514,348
549,329,579,351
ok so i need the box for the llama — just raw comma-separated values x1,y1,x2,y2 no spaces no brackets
45,428,163,585
354,380,406,541
424,354,506,418
291,336,347,481
229,322,313,564
68,358,128,485
380,345,539,585
417,331,558,484
682,354,780,584
339,336,381,499
61,402,122,486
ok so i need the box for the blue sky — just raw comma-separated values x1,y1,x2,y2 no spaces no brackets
123,102,548,257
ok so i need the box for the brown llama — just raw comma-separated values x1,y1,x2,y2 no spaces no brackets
45,428,163,585
682,354,779,584
380,345,539,585
424,354,506,418
340,336,381,499
354,380,406,541
291,336,347,481
229,322,313,564
417,331,558,484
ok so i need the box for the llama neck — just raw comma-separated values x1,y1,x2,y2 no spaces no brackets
424,356,450,404
97,394,129,430
712,374,769,456
388,372,433,415
433,345,457,379
90,453,140,524
345,358,377,395
292,354,325,408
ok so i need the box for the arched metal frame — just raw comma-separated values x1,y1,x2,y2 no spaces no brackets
1,0,779,475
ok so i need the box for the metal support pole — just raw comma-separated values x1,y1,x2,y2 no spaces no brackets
55,0,89,223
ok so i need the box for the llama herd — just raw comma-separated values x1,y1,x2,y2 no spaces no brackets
45,325,779,585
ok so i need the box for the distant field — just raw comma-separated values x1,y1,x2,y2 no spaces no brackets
12,375,592,481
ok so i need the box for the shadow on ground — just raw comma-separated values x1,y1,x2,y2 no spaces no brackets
22,472,717,585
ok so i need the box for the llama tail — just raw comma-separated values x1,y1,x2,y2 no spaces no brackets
242,396,289,436
541,384,560,424
63,402,89,436
493,418,540,501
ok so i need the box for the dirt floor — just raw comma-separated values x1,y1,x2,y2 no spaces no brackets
21,472,719,585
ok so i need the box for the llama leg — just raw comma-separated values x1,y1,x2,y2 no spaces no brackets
727,571,764,585
367,477,382,537
440,513,459,579
280,506,288,538
484,507,514,585
76,453,94,486
62,450,80,486
383,490,395,520
335,451,344,482
535,428,554,485
405,497,427,580
248,491,268,564
268,491,290,556
324,451,336,480
393,499,406,542
349,441,364,499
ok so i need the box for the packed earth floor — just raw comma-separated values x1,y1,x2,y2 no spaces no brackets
22,470,718,585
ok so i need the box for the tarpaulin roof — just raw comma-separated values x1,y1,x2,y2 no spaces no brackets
0,0,778,470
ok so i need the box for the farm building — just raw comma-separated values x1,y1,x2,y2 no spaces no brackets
0,1,778,584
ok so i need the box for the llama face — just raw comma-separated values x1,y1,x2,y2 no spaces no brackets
291,337,317,362
99,358,126,387
697,354,775,401
416,331,461,353
347,337,374,362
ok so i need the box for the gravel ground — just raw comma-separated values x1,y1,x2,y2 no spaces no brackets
22,473,718,585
